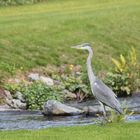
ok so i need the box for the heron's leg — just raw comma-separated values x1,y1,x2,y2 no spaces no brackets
103,105,106,117
99,102,106,117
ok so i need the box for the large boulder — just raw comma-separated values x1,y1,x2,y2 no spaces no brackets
43,100,84,116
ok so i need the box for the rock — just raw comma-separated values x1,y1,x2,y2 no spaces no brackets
43,100,84,116
14,91,25,102
65,92,77,100
0,90,26,110
0,89,6,104
12,99,26,109
40,76,54,86
83,106,103,116
0,104,11,111
4,90,13,100
28,73,40,81
5,98,12,106
83,105,111,116
0,90,13,107
5,97,26,110
63,90,77,100
28,73,54,86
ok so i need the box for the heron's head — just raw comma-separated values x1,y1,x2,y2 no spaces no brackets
71,43,92,51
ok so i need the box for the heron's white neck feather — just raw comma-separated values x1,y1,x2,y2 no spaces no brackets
86,48,96,87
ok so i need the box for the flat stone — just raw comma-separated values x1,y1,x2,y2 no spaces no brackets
43,100,84,116
83,106,103,116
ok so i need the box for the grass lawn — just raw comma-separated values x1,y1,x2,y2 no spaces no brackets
0,0,140,78
0,122,140,140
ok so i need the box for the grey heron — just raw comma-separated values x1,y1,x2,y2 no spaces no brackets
71,43,123,117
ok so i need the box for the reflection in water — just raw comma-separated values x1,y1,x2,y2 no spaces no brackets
0,111,139,130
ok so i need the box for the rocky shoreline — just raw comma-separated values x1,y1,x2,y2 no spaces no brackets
0,73,140,116
1,92,140,116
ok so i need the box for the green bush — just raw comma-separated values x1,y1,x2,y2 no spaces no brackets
4,82,23,94
104,47,140,96
5,82,62,110
52,73,92,101
104,72,131,97
22,82,62,110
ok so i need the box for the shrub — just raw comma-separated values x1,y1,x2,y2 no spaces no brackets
52,73,92,101
105,109,134,123
104,72,131,97
104,47,140,96
22,82,62,110
5,81,62,110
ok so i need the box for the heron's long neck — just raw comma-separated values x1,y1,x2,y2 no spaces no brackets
87,49,96,85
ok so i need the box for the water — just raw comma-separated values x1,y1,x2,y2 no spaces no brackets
0,111,140,130
0,111,98,130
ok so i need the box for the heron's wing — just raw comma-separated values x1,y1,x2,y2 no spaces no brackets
93,79,121,110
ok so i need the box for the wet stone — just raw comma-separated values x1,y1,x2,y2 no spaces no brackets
43,100,84,116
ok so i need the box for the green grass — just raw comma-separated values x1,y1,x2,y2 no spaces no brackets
0,0,140,78
0,122,140,140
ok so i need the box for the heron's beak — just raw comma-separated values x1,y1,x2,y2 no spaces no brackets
71,45,82,49
71,43,91,49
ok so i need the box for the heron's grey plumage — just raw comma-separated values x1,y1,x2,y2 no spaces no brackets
71,43,123,116
93,79,122,114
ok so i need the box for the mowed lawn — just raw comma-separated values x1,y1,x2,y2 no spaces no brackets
0,122,140,140
0,0,140,77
